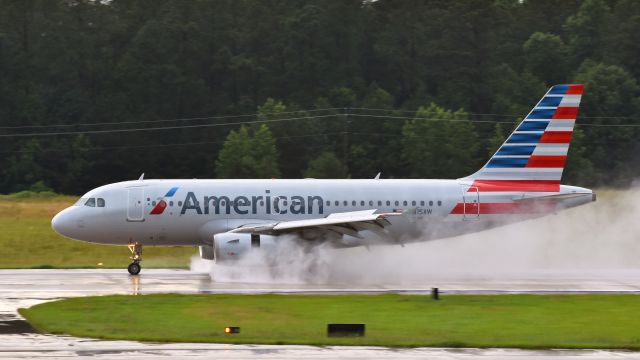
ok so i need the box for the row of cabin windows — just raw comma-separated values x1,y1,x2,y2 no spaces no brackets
328,200,441,207
148,198,441,208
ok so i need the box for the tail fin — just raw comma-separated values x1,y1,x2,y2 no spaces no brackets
463,84,584,192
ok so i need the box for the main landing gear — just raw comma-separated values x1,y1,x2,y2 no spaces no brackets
127,242,143,275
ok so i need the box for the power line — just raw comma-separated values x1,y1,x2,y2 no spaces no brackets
0,114,339,138
0,129,632,155
1,106,638,133
347,113,640,127
349,107,640,120
0,112,638,139
0,108,343,130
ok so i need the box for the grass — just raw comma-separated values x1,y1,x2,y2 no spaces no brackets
18,293,640,349
0,194,195,268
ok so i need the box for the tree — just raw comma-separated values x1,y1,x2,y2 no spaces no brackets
487,123,507,158
215,125,280,179
0,0,637,192
58,135,94,194
574,61,640,185
522,32,568,85
304,151,347,179
360,83,394,110
563,128,598,186
257,97,326,178
565,0,612,63
402,103,479,179
3,139,45,193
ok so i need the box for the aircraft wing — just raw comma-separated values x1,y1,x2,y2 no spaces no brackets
229,209,403,238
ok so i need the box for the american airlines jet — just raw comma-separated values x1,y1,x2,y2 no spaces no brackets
52,84,595,275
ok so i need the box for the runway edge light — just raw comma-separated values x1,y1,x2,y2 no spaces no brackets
224,326,240,334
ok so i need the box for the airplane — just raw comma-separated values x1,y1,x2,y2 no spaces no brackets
51,84,595,275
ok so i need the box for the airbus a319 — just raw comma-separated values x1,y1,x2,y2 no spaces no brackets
52,84,595,275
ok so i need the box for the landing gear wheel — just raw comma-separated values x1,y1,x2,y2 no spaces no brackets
127,242,143,275
127,262,141,275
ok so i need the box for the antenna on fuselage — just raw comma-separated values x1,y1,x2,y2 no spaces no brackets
138,173,145,181
374,172,381,180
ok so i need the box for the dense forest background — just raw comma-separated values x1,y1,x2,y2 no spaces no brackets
0,0,639,195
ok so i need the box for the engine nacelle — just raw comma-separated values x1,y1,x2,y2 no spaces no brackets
212,232,277,263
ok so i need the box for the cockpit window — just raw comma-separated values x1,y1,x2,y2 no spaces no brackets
97,198,105,207
75,198,88,206
85,198,96,207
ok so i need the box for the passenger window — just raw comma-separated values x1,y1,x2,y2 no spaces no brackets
369,200,373,206
395,201,399,206
377,201,382,206
386,200,390,206
97,198,105,207
343,201,347,206
335,201,339,206
437,200,442,206
178,201,183,207
352,200,356,206
169,201,174,206
403,201,408,206
152,201,156,206
429,201,433,206
361,201,365,206
85,198,96,207
420,201,425,206
260,201,265,206
412,200,416,206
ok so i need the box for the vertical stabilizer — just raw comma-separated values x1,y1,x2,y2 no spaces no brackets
463,84,583,192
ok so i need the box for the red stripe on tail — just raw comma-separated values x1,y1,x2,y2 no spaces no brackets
553,107,579,119
526,155,566,168
566,84,584,95
539,131,573,143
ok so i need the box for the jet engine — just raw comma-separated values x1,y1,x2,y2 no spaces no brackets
211,232,277,263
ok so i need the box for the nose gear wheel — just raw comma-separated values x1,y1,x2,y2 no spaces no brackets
127,242,143,275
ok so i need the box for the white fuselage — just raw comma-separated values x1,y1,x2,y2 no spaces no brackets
51,178,594,247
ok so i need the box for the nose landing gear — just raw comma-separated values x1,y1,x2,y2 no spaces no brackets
127,242,143,275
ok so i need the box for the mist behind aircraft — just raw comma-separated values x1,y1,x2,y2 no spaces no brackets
193,188,640,285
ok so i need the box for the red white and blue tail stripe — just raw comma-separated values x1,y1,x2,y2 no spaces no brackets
463,84,583,192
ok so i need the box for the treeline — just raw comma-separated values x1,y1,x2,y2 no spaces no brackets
0,0,639,195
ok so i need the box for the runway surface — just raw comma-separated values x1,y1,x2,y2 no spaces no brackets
4,268,640,359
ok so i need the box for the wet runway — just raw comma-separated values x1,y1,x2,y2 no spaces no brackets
3,268,640,359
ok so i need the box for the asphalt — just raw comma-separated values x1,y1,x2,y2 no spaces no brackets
3,268,640,359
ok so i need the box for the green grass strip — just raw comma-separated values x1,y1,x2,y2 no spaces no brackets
19,293,640,349
0,196,195,268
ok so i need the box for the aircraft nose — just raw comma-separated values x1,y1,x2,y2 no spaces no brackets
52,209,74,237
